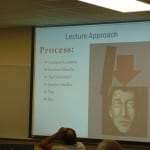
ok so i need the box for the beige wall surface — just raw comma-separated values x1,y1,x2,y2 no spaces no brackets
0,27,32,139
0,27,31,65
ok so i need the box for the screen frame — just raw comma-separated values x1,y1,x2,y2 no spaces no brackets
29,20,150,148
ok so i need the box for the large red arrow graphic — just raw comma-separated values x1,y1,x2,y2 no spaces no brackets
114,55,140,85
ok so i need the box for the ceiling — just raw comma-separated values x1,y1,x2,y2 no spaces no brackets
1,0,150,27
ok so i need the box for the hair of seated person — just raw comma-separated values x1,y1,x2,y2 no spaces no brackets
97,139,123,150
62,128,77,145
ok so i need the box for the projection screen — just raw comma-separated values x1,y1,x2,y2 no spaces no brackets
31,21,150,143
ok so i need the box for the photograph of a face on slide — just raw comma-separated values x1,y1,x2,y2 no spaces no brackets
89,42,149,141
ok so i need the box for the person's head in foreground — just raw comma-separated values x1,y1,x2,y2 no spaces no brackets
97,139,122,150
62,127,77,145
39,127,78,150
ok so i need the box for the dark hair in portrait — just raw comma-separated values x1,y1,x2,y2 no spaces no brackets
102,86,148,137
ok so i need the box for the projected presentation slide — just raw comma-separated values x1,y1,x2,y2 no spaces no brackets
32,21,150,142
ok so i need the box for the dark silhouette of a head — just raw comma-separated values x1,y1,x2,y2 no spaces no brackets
62,128,77,145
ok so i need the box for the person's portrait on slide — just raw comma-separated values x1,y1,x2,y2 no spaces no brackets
102,86,148,137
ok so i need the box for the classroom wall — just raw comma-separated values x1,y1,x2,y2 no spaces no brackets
0,27,31,139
